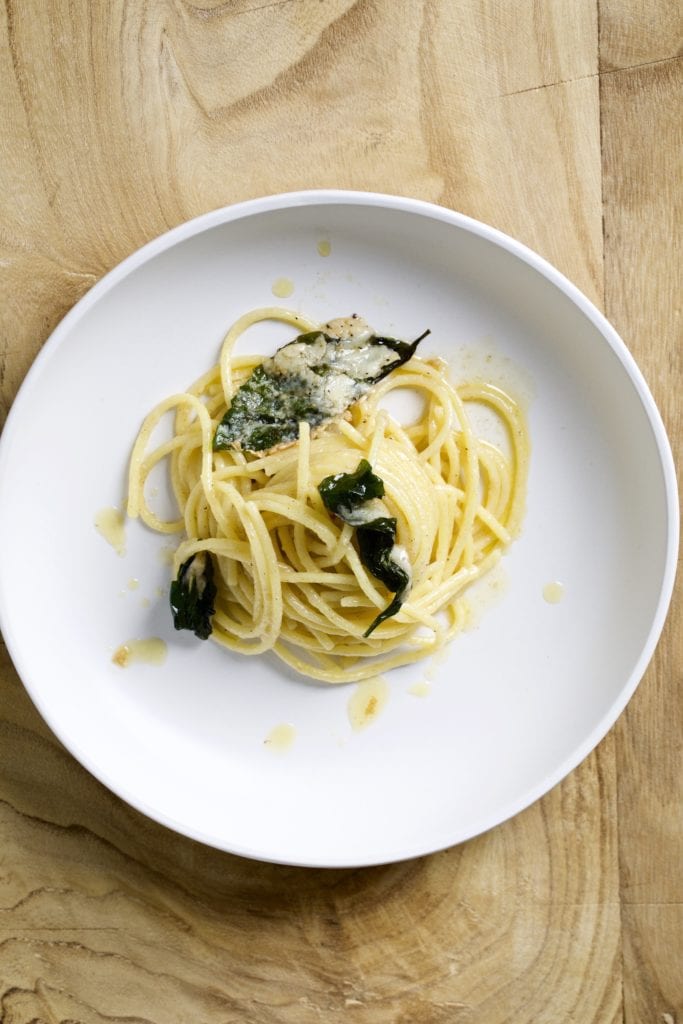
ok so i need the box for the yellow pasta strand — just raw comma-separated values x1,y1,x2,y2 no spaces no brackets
127,309,529,683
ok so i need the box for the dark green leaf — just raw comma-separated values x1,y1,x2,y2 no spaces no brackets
317,462,412,636
357,518,409,593
363,591,406,637
293,331,335,346
213,324,430,452
318,459,385,519
213,365,325,451
169,553,216,640
356,518,410,636
367,329,431,383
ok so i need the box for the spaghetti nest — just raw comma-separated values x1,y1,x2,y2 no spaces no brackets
127,308,529,683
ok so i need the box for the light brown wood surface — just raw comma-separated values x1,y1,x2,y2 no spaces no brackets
0,2,680,1021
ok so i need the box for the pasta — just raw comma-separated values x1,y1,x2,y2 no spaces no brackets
127,307,529,683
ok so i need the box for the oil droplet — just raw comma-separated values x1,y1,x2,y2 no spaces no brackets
409,681,431,698
112,637,167,667
271,277,294,298
264,723,296,752
95,507,126,556
155,586,166,598
317,239,331,257
127,578,140,591
140,597,151,608
543,581,565,604
348,677,389,731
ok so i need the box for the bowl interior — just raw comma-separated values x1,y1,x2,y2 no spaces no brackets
0,196,675,865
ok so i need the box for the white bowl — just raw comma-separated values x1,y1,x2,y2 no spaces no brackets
0,191,677,866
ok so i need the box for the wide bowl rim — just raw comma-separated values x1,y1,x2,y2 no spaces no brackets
0,189,678,867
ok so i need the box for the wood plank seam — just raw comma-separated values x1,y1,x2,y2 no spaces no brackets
500,54,680,100
500,73,597,98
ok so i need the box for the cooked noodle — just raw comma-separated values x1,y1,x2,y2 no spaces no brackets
127,308,529,683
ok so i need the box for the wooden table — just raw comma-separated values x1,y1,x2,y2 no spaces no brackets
1,2,680,1020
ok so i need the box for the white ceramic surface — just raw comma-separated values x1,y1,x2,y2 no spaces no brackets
0,192,677,867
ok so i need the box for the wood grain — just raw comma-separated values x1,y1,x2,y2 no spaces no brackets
0,0,603,423
599,0,683,70
0,646,621,1021
0,1,680,1020
601,52,683,1023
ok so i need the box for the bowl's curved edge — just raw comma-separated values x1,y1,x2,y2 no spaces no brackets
0,189,678,867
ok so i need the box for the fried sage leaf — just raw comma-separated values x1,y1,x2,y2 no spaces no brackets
318,461,412,636
214,318,429,453
169,552,217,640
318,459,385,522
356,517,411,637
